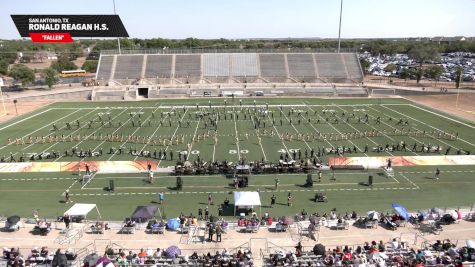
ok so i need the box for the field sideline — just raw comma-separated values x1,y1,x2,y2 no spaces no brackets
0,97,474,220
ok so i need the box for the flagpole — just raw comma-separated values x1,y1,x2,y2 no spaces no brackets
113,0,121,54
337,0,343,53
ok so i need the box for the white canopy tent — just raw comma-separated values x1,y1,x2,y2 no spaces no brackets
64,203,101,219
233,191,261,216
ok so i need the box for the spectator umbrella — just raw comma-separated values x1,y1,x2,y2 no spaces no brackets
392,203,410,221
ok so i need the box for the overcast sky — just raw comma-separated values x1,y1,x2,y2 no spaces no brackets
1,0,475,39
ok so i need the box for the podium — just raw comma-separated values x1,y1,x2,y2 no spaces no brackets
82,174,91,184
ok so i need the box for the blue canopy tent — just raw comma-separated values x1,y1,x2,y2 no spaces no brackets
392,203,410,221
167,218,180,231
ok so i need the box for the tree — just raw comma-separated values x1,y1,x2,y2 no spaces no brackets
82,60,98,73
425,65,444,86
408,45,440,67
384,63,397,73
414,68,424,84
399,67,411,82
359,58,370,74
0,59,8,75
9,64,35,86
51,55,77,72
42,67,59,89
455,67,463,89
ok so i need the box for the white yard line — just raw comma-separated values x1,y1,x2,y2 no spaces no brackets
232,106,241,159
186,116,201,160
105,107,166,161
212,114,219,162
266,112,290,155
409,104,475,129
398,173,420,189
20,108,100,151
304,103,366,154
133,105,170,160
156,108,189,166
0,108,52,131
35,108,112,157
366,105,457,153
327,104,398,156
248,108,268,161
382,104,475,149
279,107,313,151
53,108,130,161
0,109,82,152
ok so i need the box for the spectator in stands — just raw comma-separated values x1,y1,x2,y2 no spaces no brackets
378,240,386,252
295,242,303,257
137,249,147,259
391,238,400,250
51,249,67,267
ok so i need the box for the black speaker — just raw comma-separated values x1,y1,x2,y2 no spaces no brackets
368,175,373,186
109,180,115,192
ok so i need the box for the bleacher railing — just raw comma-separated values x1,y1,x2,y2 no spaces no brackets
100,48,357,55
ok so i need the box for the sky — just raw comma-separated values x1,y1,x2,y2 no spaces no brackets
1,0,474,39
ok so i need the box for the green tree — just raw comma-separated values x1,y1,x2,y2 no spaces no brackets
399,68,411,82
384,63,397,73
408,45,440,67
359,58,370,74
42,67,59,89
50,56,77,72
414,68,424,84
0,59,8,75
425,65,444,86
9,64,35,86
455,67,463,89
82,60,98,73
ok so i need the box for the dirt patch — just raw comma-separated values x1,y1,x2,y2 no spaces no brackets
404,94,475,122
365,75,475,90
0,100,53,123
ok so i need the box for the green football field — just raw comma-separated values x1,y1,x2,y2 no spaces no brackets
0,97,474,220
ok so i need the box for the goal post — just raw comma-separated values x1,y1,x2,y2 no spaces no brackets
370,88,396,96
0,86,7,117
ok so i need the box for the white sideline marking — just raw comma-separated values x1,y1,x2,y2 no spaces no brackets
0,108,52,131
0,108,81,152
382,105,475,149
21,108,100,151
409,104,475,129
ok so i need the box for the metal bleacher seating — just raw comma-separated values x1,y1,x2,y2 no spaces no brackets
97,52,364,84
144,55,173,78
287,54,316,81
203,54,230,77
259,54,287,78
314,53,348,81
230,53,259,77
96,55,114,80
343,53,364,80
114,55,144,80
174,55,201,78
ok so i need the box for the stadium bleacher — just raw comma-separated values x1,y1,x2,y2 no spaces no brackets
259,54,287,81
144,55,173,79
113,55,144,80
96,55,114,80
343,53,364,81
314,53,349,82
174,55,201,79
96,52,364,85
287,54,316,82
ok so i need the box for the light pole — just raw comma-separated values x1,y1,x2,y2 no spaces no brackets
113,0,121,54
337,0,344,53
